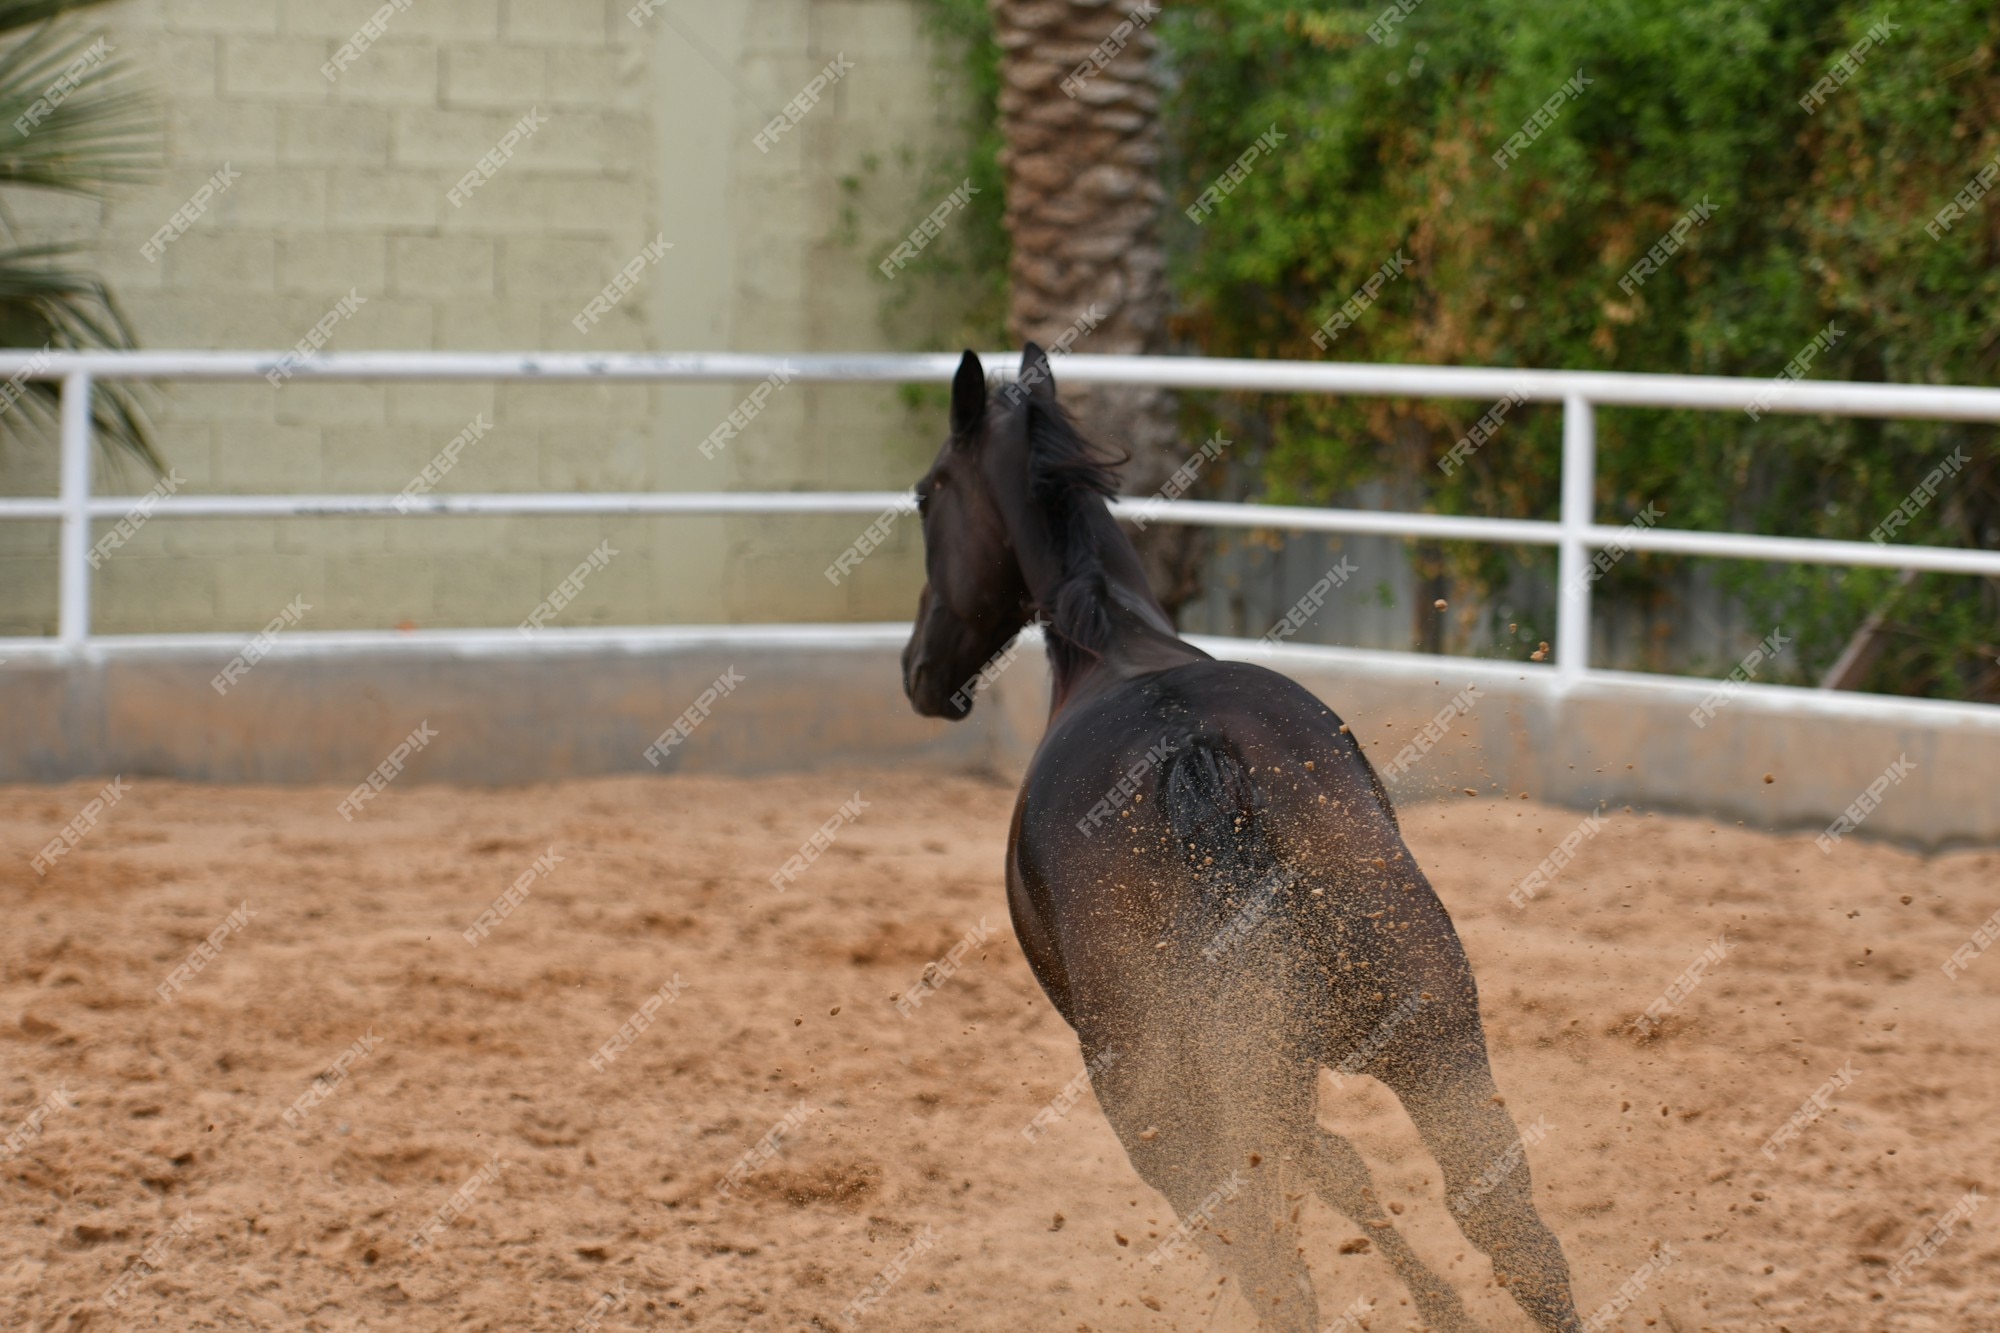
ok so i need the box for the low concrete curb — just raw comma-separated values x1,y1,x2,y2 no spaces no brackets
2,628,1993,849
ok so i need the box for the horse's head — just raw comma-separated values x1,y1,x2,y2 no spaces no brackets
900,347,1040,719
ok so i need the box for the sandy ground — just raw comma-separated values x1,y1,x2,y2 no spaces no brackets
0,767,1996,1332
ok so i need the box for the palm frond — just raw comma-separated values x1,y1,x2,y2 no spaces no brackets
0,1,137,30
0,0,160,473
0,241,155,471
0,21,153,193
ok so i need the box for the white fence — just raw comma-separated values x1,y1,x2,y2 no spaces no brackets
1,350,1996,723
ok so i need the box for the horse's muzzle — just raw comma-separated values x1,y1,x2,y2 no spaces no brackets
901,617,973,720
902,653,973,720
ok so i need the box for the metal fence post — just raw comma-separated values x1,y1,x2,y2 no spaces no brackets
56,369,93,651
1555,393,1595,682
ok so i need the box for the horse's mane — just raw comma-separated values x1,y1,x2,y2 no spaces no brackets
1021,394,1126,679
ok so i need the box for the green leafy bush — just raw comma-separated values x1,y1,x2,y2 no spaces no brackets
1160,0,1999,698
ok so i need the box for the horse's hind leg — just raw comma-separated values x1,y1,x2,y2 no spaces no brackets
1384,1056,1583,1332
1084,1033,1321,1332
1298,1121,1481,1333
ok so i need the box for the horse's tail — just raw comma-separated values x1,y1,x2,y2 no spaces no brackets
1158,736,1293,963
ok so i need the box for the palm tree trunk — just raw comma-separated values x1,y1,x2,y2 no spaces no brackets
991,0,1201,613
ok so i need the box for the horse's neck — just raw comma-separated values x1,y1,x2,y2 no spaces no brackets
1078,503,1176,633
1030,500,1200,712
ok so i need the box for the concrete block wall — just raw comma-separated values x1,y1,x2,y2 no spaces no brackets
0,0,957,638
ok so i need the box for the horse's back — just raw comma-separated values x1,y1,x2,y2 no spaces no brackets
1021,657,1396,851
1006,658,1471,1046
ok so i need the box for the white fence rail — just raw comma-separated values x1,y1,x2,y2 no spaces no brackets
0,350,1996,714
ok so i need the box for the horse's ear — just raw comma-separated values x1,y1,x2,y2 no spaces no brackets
950,349,986,441
1020,341,1056,402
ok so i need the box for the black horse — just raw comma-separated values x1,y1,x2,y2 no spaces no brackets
902,346,1584,1331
